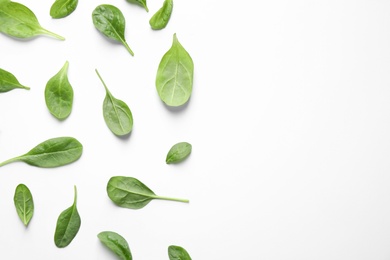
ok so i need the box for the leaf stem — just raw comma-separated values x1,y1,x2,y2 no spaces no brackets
155,195,189,203
0,156,21,167
95,69,110,94
121,39,134,56
19,85,30,90
40,28,65,41
73,185,77,205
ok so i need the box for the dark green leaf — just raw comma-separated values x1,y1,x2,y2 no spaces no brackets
0,137,83,168
166,142,192,164
14,184,34,227
149,0,173,30
125,0,148,12
0,1,64,40
107,176,189,209
98,231,132,260
156,34,194,107
0,68,30,93
45,61,74,120
95,69,133,136
54,186,81,248
168,245,192,260
92,4,134,56
50,0,78,19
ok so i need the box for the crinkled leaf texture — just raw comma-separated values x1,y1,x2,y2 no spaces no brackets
50,0,78,19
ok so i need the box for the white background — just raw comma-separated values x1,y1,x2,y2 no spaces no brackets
1,0,390,259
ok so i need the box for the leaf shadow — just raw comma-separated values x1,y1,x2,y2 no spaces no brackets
115,130,133,141
162,97,191,113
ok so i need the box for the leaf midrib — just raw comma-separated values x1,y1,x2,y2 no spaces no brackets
23,146,81,159
0,6,39,31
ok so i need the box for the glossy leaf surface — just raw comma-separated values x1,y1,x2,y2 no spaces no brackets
166,142,192,164
98,231,132,260
54,186,81,248
156,33,194,107
0,137,83,168
92,4,134,56
107,176,189,209
14,184,34,227
0,1,64,39
0,68,30,93
45,61,74,120
149,0,173,30
50,0,78,19
168,245,192,260
95,70,133,136
126,0,148,12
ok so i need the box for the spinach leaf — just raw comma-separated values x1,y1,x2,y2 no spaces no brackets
98,231,132,260
126,0,148,12
95,69,133,136
107,176,189,209
92,4,134,56
45,61,74,120
50,0,78,19
14,184,34,227
156,33,194,107
0,1,64,40
0,68,30,93
166,142,192,164
0,137,83,168
54,186,81,248
168,245,192,260
149,0,173,30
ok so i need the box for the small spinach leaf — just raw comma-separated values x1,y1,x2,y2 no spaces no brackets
92,4,134,56
107,176,189,209
98,231,132,260
168,245,192,260
149,0,173,30
0,137,83,168
95,69,133,136
14,184,34,227
0,68,30,93
45,61,74,120
156,33,194,107
54,186,81,248
166,142,192,164
50,0,78,19
0,1,64,40
126,0,148,12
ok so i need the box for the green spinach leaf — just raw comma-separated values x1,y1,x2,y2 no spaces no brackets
14,184,34,227
149,0,173,30
45,61,74,120
0,68,30,93
156,33,194,107
0,137,83,168
50,0,78,19
166,142,192,164
54,186,81,248
168,245,192,260
107,176,189,209
95,69,133,136
0,1,64,40
98,231,132,260
92,4,134,56
126,0,148,12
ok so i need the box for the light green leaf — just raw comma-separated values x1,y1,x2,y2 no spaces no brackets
14,184,34,227
149,0,173,30
50,0,78,19
166,142,192,164
0,68,30,93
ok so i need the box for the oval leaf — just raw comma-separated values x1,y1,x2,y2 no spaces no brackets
125,0,148,12
107,176,189,209
98,231,132,260
45,61,74,120
0,1,64,40
14,184,34,227
95,70,133,136
54,186,81,248
166,142,192,164
50,0,78,19
0,68,30,93
156,33,194,107
0,137,83,168
92,4,134,56
168,245,192,260
149,0,173,30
